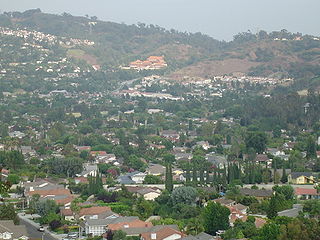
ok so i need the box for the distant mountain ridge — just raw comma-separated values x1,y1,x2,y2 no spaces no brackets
1,9,320,85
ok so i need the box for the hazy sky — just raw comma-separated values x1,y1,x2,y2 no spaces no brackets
1,0,319,40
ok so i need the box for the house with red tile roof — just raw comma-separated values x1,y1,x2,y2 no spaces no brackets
61,205,117,221
79,206,113,220
295,187,320,200
26,188,76,207
108,219,152,232
140,226,185,240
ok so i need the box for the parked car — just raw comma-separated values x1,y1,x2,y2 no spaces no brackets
38,226,45,232
68,233,78,239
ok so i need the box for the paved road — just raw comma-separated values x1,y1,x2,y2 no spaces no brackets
18,214,59,240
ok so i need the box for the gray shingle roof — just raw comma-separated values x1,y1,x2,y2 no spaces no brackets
239,188,273,197
0,220,29,239
290,172,316,179
181,232,215,240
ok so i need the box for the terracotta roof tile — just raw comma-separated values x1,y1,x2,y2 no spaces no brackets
108,219,152,231
79,206,111,217
141,226,184,240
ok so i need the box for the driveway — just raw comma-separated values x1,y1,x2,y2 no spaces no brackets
18,213,62,240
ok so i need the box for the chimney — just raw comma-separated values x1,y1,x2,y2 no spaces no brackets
151,233,157,240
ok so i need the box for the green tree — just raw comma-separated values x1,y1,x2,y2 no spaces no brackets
267,194,278,219
306,136,316,159
0,204,19,224
185,218,204,235
245,131,267,153
7,174,20,184
164,154,175,192
112,230,127,240
280,168,288,183
202,202,230,235
273,185,294,201
257,222,280,240
143,175,163,184
171,186,198,205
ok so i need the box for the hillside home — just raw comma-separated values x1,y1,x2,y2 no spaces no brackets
140,226,184,240
161,130,180,142
283,142,296,150
77,164,97,178
82,216,139,237
295,188,320,200
75,146,91,152
117,171,146,184
26,188,75,207
146,164,166,176
194,141,211,150
288,172,317,184
61,206,118,221
181,232,215,240
254,154,272,167
125,186,162,201
239,188,273,200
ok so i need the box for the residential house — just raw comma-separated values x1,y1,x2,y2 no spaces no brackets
75,146,91,152
140,226,184,240
149,144,166,151
181,232,215,240
23,179,65,193
295,188,320,200
106,225,179,239
288,172,317,184
96,154,117,164
82,216,139,237
108,219,153,232
226,205,266,229
206,153,227,169
283,142,296,151
89,151,111,163
147,109,163,114
79,206,116,220
61,206,118,221
254,154,272,167
20,146,37,158
77,164,97,178
266,148,285,157
161,130,180,142
117,171,146,184
26,188,75,207
125,186,162,201
234,203,248,215
227,206,247,227
239,188,273,200
0,220,29,240
213,198,236,207
194,141,211,150
174,153,193,161
187,131,198,140
146,164,166,176
8,131,25,139
172,147,188,154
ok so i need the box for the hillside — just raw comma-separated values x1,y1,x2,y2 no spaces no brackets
1,9,320,90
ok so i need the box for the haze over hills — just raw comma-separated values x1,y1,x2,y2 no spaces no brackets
2,8,320,240
1,9,320,92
